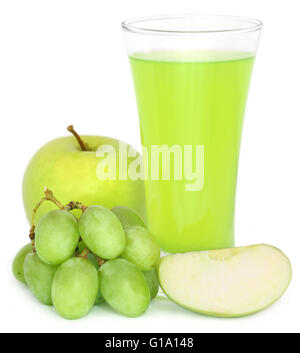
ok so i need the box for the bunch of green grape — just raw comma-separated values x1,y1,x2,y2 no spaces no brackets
12,204,160,320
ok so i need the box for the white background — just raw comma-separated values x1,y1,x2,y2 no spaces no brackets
0,0,299,333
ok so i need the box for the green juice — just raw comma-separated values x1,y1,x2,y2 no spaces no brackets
129,51,254,253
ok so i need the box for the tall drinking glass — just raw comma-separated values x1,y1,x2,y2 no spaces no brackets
122,15,262,253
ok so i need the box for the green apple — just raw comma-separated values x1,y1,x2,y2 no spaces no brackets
22,126,145,224
158,244,292,317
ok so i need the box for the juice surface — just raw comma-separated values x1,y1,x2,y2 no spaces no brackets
129,51,254,253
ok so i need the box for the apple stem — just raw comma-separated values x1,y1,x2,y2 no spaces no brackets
67,125,90,151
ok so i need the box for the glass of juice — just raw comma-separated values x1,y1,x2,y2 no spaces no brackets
122,15,262,253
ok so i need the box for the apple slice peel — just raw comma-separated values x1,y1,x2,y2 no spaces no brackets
158,244,292,317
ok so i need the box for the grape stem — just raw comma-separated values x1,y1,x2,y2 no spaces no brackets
76,248,107,267
28,188,107,265
44,188,65,209
67,125,90,151
28,187,65,246
64,201,87,213
30,188,63,228
96,257,107,267
78,248,90,259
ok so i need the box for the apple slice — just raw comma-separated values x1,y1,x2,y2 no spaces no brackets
158,244,292,317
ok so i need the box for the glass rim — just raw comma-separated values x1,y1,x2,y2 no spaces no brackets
121,14,263,35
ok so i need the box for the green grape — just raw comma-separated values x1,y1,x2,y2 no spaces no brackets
52,257,98,319
24,253,58,305
35,210,80,265
12,243,33,284
143,269,159,299
78,205,125,259
99,258,150,317
121,225,160,271
111,206,146,229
